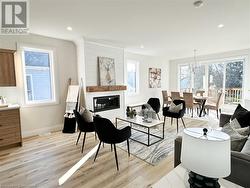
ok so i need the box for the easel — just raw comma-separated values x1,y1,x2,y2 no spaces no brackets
62,78,80,133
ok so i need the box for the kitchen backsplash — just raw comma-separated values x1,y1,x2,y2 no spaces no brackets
0,87,20,104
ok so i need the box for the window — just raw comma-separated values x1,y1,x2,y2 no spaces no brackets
127,60,139,95
179,65,191,92
178,58,245,105
22,47,56,105
193,65,205,92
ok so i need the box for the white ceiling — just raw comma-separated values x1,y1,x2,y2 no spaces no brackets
30,0,250,58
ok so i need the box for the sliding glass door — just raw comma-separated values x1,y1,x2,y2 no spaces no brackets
179,58,244,104
180,65,191,92
208,63,224,100
193,65,206,93
225,61,244,104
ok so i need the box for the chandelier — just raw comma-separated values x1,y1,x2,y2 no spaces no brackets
191,49,199,73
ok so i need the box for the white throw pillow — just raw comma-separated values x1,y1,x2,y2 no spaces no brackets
229,118,241,129
169,102,183,113
79,106,93,123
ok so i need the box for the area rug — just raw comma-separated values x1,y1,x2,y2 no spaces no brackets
117,117,208,166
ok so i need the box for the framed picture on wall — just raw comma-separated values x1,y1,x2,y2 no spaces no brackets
98,56,116,86
149,68,161,88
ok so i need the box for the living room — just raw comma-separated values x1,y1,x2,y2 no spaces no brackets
0,0,249,188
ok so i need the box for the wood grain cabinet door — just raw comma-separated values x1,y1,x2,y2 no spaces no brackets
0,49,16,86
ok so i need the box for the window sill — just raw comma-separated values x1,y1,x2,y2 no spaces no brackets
21,101,59,108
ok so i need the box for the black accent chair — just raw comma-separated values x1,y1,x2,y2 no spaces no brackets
162,100,186,133
146,98,161,120
73,110,95,153
93,116,131,171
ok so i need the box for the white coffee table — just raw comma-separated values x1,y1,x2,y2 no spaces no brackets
116,116,164,146
152,165,243,188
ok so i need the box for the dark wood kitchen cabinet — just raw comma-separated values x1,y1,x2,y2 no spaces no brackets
0,108,22,150
0,49,16,86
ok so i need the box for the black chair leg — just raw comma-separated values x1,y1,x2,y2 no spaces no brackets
113,144,119,171
95,132,97,140
127,139,130,157
171,118,173,125
217,110,219,119
181,118,186,128
94,141,102,162
163,116,166,125
157,113,160,120
81,132,86,153
76,131,82,145
176,118,179,133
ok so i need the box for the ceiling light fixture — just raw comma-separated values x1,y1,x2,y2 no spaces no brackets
218,24,224,28
140,45,144,49
193,0,204,8
67,26,73,31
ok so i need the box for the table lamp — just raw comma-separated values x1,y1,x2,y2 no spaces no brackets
181,128,231,188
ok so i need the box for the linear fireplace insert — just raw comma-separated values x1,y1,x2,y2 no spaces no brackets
93,95,120,112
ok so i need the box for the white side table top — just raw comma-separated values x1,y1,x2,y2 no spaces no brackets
152,165,243,188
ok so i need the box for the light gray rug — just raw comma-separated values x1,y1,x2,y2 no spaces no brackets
117,117,208,166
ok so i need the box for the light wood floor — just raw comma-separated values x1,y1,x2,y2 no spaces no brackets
0,129,175,188
0,116,210,188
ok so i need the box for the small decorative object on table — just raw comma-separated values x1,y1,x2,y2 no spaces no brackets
181,128,231,188
126,108,137,119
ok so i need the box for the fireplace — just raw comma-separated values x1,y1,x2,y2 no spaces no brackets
93,95,120,112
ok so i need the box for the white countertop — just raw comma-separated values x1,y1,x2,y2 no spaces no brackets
0,104,20,111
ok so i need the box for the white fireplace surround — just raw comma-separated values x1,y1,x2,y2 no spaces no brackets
83,41,126,120
85,91,125,120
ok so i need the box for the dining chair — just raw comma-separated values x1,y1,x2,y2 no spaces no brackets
171,92,181,101
73,110,96,153
205,92,224,118
162,90,171,107
163,100,186,133
183,92,200,117
93,116,131,171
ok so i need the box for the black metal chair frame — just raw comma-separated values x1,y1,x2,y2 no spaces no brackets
74,110,96,153
93,116,131,171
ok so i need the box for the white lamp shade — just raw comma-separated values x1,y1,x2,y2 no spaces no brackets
181,128,231,178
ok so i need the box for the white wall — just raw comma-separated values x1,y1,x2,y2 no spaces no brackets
0,34,78,137
124,52,169,106
169,48,250,104
83,41,126,120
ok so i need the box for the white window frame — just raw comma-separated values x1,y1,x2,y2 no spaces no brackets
26,74,34,101
21,46,57,106
178,56,246,98
126,60,140,96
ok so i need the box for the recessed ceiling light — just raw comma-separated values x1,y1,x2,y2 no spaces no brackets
67,26,72,31
140,45,144,49
218,24,224,28
193,0,204,8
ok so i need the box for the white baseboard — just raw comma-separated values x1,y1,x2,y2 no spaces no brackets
22,124,63,138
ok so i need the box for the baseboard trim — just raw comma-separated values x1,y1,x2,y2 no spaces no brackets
22,124,63,138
